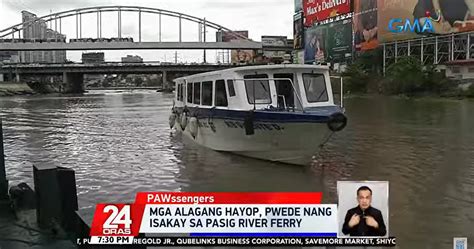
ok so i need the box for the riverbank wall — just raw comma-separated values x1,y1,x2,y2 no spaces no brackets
0,81,35,97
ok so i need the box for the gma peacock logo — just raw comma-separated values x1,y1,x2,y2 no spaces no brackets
388,18,435,33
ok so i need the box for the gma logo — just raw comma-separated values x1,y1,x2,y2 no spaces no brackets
388,18,434,33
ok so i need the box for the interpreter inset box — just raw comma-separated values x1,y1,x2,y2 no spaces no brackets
337,181,389,238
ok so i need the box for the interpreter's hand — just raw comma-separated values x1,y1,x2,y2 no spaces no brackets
348,214,360,228
365,216,379,228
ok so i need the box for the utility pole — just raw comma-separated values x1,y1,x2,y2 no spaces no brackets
174,51,178,64
203,17,207,63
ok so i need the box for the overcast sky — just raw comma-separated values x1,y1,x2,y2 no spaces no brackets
0,0,294,62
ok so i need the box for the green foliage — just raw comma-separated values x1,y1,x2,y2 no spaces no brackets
342,63,370,93
355,49,383,74
341,48,384,93
343,53,459,96
134,77,144,86
466,84,474,98
383,56,456,96
383,56,424,95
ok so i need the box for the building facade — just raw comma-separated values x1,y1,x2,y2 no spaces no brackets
20,11,67,64
82,52,105,64
121,55,143,63
0,51,20,63
260,36,294,64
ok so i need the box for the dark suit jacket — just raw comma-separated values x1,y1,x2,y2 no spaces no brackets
342,206,387,236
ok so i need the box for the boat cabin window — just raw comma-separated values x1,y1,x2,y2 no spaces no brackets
193,82,201,105
177,84,184,101
227,80,236,97
176,84,180,100
215,80,228,107
202,81,213,106
187,82,193,103
274,73,295,109
244,74,271,104
303,73,328,103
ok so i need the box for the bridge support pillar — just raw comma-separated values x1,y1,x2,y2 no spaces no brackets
0,74,4,82
162,70,171,90
63,72,84,93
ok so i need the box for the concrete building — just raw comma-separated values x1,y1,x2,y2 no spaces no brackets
444,60,474,81
20,11,66,64
0,51,20,63
259,36,293,64
121,55,143,63
82,52,105,64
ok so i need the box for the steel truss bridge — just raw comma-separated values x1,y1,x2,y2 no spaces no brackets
0,6,262,51
383,31,474,73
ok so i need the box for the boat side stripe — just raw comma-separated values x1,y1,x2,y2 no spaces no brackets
174,106,341,123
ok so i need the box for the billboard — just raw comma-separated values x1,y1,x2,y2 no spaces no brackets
263,51,287,58
304,25,328,64
353,0,378,51
294,12,304,49
261,36,288,47
296,50,305,64
304,18,353,64
216,30,249,42
327,18,353,63
378,0,474,43
303,0,352,27
231,49,255,64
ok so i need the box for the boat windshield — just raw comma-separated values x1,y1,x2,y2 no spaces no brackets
244,74,271,104
303,73,328,103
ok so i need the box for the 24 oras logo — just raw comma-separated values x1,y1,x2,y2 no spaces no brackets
103,205,132,235
96,204,132,235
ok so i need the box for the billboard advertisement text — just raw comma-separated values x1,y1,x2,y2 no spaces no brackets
303,0,352,26
387,18,434,33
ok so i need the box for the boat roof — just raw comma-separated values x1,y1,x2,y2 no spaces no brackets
174,64,329,82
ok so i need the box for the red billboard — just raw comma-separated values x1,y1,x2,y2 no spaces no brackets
303,0,351,26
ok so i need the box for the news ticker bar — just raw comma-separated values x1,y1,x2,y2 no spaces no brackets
79,236,397,247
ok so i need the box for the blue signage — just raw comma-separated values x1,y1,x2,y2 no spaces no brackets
388,18,434,33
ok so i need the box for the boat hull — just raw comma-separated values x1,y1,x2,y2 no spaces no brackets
173,116,332,166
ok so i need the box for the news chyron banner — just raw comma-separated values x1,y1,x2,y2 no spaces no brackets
84,192,397,247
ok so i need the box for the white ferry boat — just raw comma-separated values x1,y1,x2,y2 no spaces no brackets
169,64,347,165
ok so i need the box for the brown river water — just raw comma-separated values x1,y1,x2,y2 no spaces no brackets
0,91,473,248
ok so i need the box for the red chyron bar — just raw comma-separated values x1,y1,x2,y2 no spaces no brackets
79,236,397,247
135,192,323,204
90,192,323,237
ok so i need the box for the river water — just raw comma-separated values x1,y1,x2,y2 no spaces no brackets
0,91,473,248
